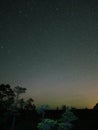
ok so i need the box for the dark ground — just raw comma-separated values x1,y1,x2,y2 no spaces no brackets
0,109,98,130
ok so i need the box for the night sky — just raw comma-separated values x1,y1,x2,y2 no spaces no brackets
0,0,98,108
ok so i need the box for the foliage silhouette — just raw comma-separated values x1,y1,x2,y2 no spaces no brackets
18,98,25,110
14,86,26,105
0,84,15,111
37,105,49,120
11,86,26,130
25,98,36,110
60,108,78,123
57,108,78,130
57,122,72,130
93,103,98,109
38,118,57,130
37,107,78,130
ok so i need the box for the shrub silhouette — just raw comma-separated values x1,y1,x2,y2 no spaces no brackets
37,106,78,130
38,119,57,130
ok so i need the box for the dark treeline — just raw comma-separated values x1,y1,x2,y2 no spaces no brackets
0,84,98,130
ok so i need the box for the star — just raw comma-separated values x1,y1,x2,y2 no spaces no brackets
18,10,23,14
55,7,59,11
0,45,4,49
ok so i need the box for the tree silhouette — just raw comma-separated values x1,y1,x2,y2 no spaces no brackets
11,86,26,130
57,108,78,130
37,105,49,120
60,109,77,123
24,98,36,110
93,103,98,109
61,105,66,111
14,86,26,107
0,84,15,110
18,98,25,110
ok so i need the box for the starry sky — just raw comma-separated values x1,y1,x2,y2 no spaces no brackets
0,0,98,108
